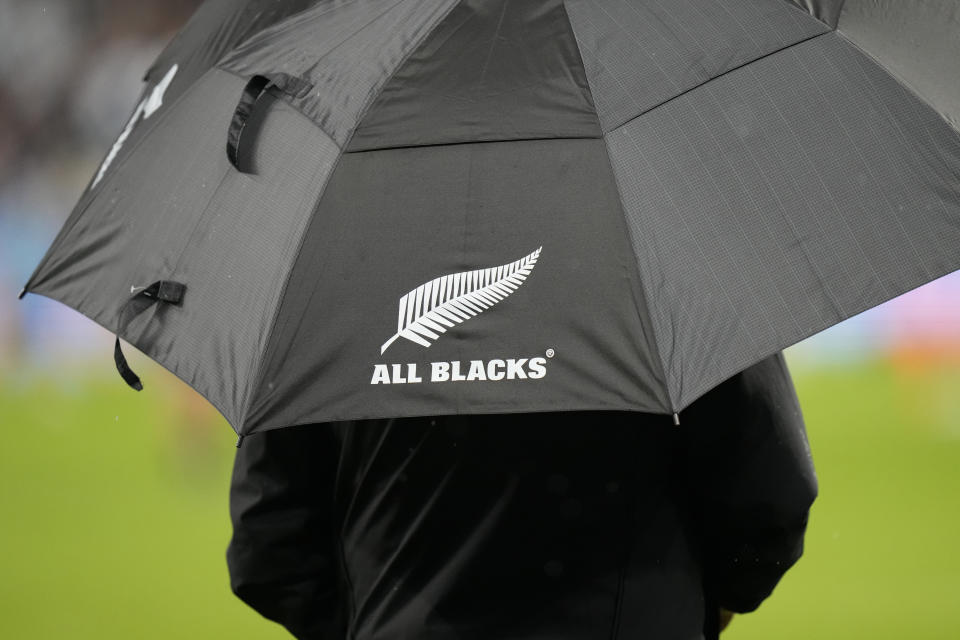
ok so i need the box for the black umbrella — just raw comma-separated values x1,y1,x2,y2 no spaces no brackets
21,0,960,436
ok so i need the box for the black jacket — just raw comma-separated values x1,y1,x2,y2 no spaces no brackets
227,353,816,640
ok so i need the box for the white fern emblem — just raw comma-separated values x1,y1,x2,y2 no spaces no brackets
380,247,542,354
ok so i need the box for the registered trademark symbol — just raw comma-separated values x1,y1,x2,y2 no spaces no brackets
546,348,555,358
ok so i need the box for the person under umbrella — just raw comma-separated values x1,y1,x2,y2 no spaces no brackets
227,353,816,640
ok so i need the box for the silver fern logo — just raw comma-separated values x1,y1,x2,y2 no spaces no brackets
380,247,542,354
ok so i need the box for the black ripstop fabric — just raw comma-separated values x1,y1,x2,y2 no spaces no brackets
22,0,960,433
564,0,827,132
605,31,960,411
787,0,960,130
143,0,317,101
245,138,667,432
346,0,601,151
53,0,318,223
217,0,460,147
786,0,846,29
28,69,341,426
834,0,960,130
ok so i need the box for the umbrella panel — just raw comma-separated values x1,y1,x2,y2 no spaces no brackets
244,138,670,432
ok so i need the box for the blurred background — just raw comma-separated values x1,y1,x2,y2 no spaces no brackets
0,0,957,637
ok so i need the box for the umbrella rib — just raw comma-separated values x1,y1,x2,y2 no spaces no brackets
239,148,346,428
802,48,940,280
593,141,678,409
305,0,410,80
565,2,677,410
24,66,219,296
343,133,603,154
606,29,832,134
166,170,231,276
338,0,462,151
242,0,463,430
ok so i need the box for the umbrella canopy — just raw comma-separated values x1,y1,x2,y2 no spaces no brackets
23,0,960,435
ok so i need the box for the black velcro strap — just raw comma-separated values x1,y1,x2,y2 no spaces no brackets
154,280,187,303
114,280,186,391
226,72,313,172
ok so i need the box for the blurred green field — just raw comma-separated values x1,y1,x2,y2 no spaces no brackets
1,356,958,638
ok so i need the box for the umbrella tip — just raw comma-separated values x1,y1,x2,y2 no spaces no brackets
236,434,245,448
17,287,26,300
672,413,680,426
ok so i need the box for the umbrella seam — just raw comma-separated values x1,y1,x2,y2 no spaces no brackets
660,26,960,412
777,0,849,30
296,0,413,142
564,0,677,413
835,36,960,260
128,73,339,432
338,0,607,154
218,0,461,148
337,0,464,153
23,66,221,294
22,69,256,430
607,29,832,135
833,27,960,136
558,0,604,135
218,0,369,70
236,144,346,431
344,133,603,154
239,0,464,433
832,0,849,30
